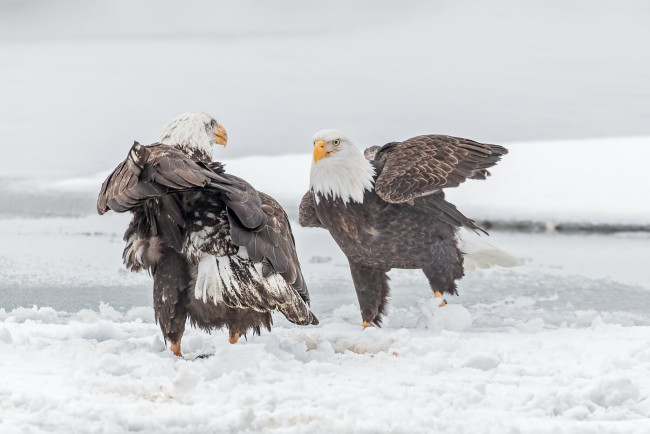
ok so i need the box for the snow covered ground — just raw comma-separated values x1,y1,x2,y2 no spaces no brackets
1,195,649,432
1,137,649,432
2,299,650,433
1,1,649,428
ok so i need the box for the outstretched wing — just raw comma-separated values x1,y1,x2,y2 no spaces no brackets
298,190,324,228
372,135,508,204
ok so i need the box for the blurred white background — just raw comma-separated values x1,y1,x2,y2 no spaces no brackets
1,0,649,177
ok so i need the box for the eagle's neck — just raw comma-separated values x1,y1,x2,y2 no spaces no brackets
159,128,213,163
173,144,212,164
309,147,375,204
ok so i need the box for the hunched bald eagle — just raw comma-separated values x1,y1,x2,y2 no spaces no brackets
98,112,317,357
299,129,511,328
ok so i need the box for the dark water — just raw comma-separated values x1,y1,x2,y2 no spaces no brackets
0,284,152,312
0,181,97,218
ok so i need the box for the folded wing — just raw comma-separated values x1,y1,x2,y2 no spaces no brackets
298,190,324,228
97,142,230,215
99,143,316,325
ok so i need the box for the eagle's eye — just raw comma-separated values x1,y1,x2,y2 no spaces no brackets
333,139,341,146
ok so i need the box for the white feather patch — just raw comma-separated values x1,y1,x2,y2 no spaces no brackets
124,233,145,266
457,228,524,271
158,111,216,159
185,227,213,263
194,254,223,303
193,248,290,308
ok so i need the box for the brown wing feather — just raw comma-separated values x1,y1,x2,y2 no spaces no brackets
225,180,311,305
298,190,323,228
260,192,310,303
98,142,234,251
373,135,507,204
97,142,222,215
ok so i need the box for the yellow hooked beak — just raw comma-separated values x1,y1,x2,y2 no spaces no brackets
213,124,228,147
313,140,328,164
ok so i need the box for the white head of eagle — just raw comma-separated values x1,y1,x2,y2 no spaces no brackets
309,129,376,204
158,111,228,162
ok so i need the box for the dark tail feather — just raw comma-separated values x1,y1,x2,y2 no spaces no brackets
433,195,487,235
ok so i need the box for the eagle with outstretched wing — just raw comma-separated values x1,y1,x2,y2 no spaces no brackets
98,112,317,357
300,130,517,328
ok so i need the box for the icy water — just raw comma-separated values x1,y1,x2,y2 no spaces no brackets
1,212,648,322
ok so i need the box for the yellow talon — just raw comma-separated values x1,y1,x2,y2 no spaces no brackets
362,321,372,329
170,341,182,357
434,291,447,307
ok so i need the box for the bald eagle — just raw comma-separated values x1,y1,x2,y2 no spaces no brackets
98,112,318,357
299,130,513,328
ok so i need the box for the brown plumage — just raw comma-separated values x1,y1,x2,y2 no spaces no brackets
98,113,317,357
301,130,507,327
372,135,508,204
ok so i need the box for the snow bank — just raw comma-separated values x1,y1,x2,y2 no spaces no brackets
33,135,650,228
444,136,650,227
224,136,650,227
227,136,650,228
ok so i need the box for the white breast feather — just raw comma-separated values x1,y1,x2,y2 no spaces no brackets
309,145,375,204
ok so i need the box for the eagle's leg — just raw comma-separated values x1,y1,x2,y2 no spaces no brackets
434,291,447,307
422,244,463,308
159,304,187,357
152,248,190,358
225,309,273,344
348,261,390,328
229,331,241,344
170,340,182,357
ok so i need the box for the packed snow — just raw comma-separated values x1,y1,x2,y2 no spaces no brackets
2,301,650,433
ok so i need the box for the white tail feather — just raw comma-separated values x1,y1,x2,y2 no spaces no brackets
457,228,524,271
195,254,223,303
